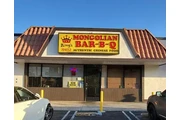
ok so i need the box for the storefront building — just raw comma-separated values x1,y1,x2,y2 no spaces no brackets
14,26,166,102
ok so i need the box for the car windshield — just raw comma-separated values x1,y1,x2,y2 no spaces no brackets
14,87,37,102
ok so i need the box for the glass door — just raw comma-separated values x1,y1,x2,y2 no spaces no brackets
84,65,101,101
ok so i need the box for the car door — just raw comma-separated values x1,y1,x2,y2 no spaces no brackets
156,90,166,118
14,87,44,120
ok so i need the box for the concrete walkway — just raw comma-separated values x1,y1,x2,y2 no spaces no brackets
50,101,147,111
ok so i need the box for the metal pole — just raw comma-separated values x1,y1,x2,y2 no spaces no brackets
100,91,103,112
41,89,44,98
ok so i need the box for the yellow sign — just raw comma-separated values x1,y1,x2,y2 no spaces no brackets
68,81,78,88
58,33,119,54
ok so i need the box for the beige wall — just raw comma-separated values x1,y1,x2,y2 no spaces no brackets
42,30,134,58
144,65,166,100
14,63,24,87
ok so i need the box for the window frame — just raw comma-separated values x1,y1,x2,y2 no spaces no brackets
27,63,64,87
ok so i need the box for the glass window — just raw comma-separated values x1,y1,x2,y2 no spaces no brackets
14,87,37,102
42,64,62,77
29,64,41,77
28,64,63,87
28,64,41,87
63,65,84,88
42,64,63,87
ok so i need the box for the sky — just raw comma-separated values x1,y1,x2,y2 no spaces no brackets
14,0,166,37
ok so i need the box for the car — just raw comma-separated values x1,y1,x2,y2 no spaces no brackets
14,86,54,120
147,89,166,120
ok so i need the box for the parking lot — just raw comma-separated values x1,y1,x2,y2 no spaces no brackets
51,110,149,120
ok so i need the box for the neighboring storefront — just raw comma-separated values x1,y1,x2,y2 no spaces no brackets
14,26,166,102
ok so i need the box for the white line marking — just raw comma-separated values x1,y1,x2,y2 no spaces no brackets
70,111,77,120
129,111,140,120
61,111,70,120
122,111,132,120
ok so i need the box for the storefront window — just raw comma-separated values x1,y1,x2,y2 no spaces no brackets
63,65,84,88
42,64,62,87
28,64,41,87
28,64,63,87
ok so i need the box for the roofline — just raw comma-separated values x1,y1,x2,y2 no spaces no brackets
15,26,147,33
145,29,166,50
54,27,147,32
14,33,22,36
54,27,125,32
14,56,166,60
156,37,166,40
122,28,140,58
36,26,56,56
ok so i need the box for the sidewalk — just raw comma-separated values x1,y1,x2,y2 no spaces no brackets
50,101,147,111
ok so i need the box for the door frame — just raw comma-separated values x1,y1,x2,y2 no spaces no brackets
83,65,102,101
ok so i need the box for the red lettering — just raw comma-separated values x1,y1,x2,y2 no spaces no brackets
62,48,71,51
90,35,94,40
99,42,105,48
109,42,116,49
99,36,103,40
82,41,88,47
75,41,81,47
108,36,112,40
84,35,89,40
103,36,106,40
89,41,95,47
73,35,79,40
80,35,84,40
112,36,118,40
95,36,99,40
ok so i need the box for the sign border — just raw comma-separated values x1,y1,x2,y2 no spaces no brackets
58,32,120,54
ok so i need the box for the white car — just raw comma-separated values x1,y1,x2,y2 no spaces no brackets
14,86,53,120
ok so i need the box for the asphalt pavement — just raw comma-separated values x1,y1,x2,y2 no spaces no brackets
50,101,149,120
51,110,149,120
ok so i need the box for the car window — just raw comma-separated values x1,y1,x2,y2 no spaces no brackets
14,94,18,103
162,90,166,97
14,89,22,102
15,87,37,102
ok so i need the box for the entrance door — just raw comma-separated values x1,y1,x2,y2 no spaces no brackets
84,65,101,101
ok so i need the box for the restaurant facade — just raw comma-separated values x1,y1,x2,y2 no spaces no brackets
14,26,166,102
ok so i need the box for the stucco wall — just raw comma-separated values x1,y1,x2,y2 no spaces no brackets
42,31,134,58
14,63,24,87
144,65,166,100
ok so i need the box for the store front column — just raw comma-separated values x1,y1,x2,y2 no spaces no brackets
101,65,107,88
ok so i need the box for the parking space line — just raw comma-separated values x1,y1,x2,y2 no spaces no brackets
129,111,140,120
122,111,132,120
61,110,70,120
70,111,77,120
